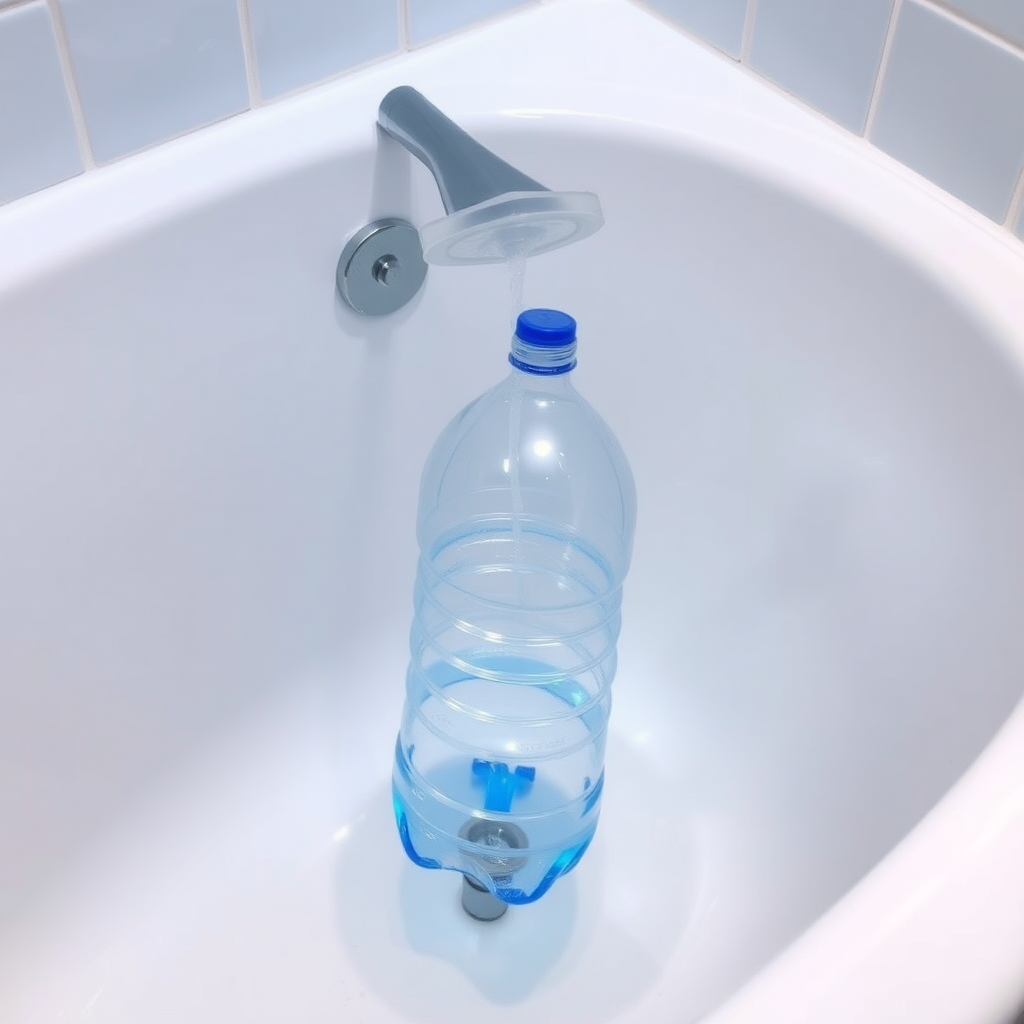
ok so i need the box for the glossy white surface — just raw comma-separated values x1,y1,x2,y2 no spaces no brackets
1,1,1024,1021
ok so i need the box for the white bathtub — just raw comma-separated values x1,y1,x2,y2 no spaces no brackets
2,2,1023,1022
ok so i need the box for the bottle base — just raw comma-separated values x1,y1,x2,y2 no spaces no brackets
392,776,596,905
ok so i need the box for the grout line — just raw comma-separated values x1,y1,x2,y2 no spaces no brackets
740,0,758,64
1004,161,1024,231
921,0,1024,58
235,0,262,108
398,0,410,50
46,0,95,169
863,0,903,139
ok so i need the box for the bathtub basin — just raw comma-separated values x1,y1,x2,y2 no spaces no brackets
1,2,1023,1022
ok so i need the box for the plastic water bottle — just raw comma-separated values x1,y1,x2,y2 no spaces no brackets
392,309,636,915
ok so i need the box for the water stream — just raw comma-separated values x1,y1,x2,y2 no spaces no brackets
508,248,527,328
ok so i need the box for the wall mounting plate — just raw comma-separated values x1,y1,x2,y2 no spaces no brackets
336,218,427,316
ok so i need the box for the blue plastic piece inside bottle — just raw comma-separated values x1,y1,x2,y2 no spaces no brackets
392,309,636,906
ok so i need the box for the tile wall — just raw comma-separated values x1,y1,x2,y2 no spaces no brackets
0,0,534,205
647,0,1024,238
1,0,1023,243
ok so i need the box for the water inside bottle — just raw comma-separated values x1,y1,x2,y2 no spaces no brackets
393,653,605,904
396,516,616,903
394,754,599,903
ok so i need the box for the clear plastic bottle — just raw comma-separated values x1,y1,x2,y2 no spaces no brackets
392,309,636,908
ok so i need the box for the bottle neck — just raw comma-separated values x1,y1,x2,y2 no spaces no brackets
508,365,576,395
508,333,577,376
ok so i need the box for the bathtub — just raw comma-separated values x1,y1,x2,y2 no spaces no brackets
1,1,1023,1021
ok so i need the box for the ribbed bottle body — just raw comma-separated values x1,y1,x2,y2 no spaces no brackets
393,312,635,904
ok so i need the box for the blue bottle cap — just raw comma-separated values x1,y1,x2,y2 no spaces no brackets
515,309,577,346
510,309,578,375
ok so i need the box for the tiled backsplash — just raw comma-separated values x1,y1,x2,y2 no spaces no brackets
0,1,82,203
646,0,1024,239
871,2,1024,222
748,0,895,132
1,0,1024,242
0,0,535,205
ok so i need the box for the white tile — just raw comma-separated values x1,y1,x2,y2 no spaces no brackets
643,0,748,58
249,0,399,99
58,0,248,163
407,0,533,45
0,1,81,204
872,1,1024,222
750,0,895,132
942,0,1024,49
